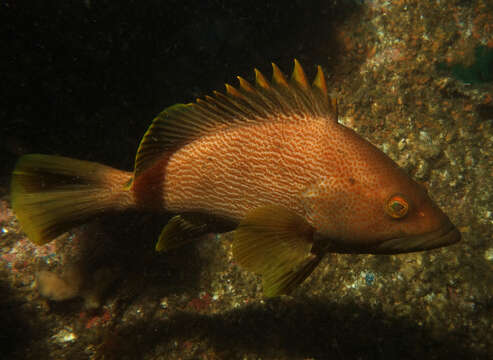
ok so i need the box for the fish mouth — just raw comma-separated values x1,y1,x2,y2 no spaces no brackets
374,221,461,254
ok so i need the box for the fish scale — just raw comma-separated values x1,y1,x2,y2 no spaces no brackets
163,120,325,220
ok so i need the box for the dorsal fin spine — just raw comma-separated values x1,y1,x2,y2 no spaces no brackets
255,69,271,89
214,91,254,123
271,63,289,87
234,86,270,119
133,60,331,178
204,95,236,119
237,76,256,93
313,65,328,98
196,98,230,125
225,83,246,100
292,59,310,89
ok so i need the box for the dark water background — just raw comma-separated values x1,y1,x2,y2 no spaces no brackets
0,0,356,180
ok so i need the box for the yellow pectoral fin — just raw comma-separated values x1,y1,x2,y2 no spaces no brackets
233,205,320,297
262,254,322,297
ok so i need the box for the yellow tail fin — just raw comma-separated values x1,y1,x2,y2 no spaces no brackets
10,154,134,245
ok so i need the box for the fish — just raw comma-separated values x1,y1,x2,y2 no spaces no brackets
10,60,461,297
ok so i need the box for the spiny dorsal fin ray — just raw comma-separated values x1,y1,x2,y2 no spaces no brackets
255,68,271,90
134,60,332,178
313,65,328,98
292,59,309,90
271,63,289,87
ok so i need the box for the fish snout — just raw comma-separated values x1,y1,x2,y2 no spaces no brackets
374,219,461,254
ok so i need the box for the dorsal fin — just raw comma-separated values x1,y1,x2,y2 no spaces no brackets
133,60,333,178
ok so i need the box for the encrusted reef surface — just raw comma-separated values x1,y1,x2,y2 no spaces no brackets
1,1,492,359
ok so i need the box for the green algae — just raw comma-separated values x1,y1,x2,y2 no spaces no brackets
437,45,493,84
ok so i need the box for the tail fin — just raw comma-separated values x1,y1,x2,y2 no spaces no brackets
10,154,135,245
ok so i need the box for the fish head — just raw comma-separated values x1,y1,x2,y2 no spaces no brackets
363,172,461,254
303,149,461,254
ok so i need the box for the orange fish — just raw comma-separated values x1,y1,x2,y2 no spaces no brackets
11,60,460,296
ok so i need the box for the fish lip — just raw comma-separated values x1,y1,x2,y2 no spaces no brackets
374,222,461,254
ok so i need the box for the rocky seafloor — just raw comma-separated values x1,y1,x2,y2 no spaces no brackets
1,1,492,359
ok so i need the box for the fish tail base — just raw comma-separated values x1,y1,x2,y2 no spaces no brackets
11,154,134,245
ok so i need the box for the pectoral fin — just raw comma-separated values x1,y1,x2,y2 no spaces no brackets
262,254,322,297
233,205,320,297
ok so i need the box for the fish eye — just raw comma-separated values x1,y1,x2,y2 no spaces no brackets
385,194,409,219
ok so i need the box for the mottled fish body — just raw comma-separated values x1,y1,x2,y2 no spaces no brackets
11,60,460,296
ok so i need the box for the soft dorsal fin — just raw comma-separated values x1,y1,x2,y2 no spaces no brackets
133,60,333,178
